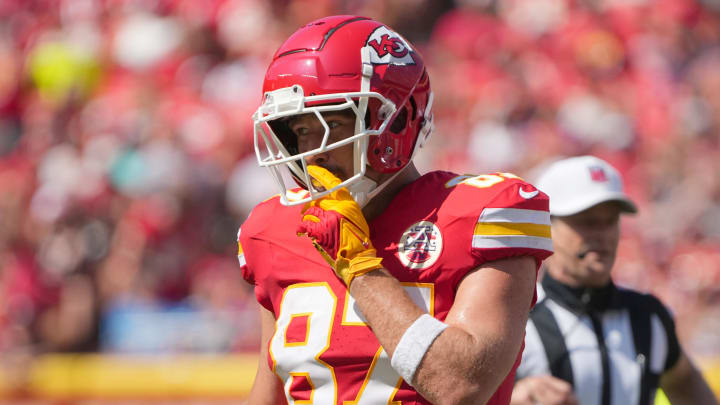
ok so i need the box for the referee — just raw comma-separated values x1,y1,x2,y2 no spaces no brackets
511,156,718,405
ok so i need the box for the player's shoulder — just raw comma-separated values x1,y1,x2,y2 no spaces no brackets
239,188,308,239
433,171,550,215
237,188,308,284
433,171,553,258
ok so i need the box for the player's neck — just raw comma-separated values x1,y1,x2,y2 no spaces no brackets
362,163,421,222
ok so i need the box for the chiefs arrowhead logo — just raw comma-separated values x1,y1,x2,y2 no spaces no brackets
366,26,415,65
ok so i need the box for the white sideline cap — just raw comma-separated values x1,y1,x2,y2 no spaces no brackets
536,155,637,217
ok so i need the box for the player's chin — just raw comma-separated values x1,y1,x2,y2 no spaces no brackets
306,166,348,191
320,165,348,182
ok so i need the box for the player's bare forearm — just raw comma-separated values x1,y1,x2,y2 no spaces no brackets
350,256,537,405
247,305,287,405
349,269,425,352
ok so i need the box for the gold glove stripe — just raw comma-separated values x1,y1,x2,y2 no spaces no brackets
302,214,321,223
346,225,370,249
343,256,384,286
310,239,337,269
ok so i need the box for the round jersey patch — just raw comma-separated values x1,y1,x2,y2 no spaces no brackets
397,221,443,270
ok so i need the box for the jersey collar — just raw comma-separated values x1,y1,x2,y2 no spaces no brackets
541,273,621,314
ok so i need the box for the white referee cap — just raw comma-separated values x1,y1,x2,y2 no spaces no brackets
536,155,637,217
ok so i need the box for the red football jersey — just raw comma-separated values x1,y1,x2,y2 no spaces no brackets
238,171,553,404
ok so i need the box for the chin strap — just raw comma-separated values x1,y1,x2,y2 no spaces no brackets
348,176,377,208
349,164,408,208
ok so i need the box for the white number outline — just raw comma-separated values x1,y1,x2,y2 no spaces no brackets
270,282,338,404
445,172,521,189
271,282,435,404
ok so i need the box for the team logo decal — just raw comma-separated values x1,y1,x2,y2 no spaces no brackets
589,166,608,182
397,221,443,270
366,26,415,65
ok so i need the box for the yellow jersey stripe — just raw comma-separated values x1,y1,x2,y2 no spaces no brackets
238,228,247,267
474,222,551,239
237,232,247,268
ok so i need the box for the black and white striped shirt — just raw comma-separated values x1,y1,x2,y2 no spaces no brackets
517,274,680,405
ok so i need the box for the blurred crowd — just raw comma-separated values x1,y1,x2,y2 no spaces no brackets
0,0,719,375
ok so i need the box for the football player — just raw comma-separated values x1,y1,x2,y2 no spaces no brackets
238,15,553,405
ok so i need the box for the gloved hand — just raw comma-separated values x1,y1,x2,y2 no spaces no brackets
297,165,384,286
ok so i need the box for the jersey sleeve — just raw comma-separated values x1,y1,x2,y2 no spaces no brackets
469,177,553,265
234,197,278,309
236,215,276,312
236,227,253,285
234,192,308,313
235,193,287,288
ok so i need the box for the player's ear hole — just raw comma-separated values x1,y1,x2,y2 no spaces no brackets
389,106,408,134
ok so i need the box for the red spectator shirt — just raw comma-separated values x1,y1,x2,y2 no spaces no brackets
237,171,553,405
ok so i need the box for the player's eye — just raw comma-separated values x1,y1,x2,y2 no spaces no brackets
293,126,309,136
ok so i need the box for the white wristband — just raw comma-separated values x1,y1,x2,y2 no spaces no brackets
390,313,448,385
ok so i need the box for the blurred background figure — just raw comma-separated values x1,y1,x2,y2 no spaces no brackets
0,0,718,402
512,156,717,405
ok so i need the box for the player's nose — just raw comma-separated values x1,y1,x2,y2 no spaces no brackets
306,149,329,166
297,129,324,153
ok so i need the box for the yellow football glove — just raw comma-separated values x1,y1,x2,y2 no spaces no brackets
296,165,384,286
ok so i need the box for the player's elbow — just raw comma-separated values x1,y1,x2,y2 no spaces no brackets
436,390,489,405
427,379,492,405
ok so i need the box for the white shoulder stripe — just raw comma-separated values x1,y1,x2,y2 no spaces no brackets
237,254,247,268
478,207,550,225
472,235,554,251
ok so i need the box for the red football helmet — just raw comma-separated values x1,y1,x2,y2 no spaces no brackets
253,15,433,206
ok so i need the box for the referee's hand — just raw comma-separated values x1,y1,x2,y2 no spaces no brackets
510,375,579,405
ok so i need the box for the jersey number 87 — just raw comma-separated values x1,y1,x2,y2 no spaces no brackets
270,282,434,404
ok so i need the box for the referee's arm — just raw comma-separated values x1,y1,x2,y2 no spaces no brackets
660,351,718,405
